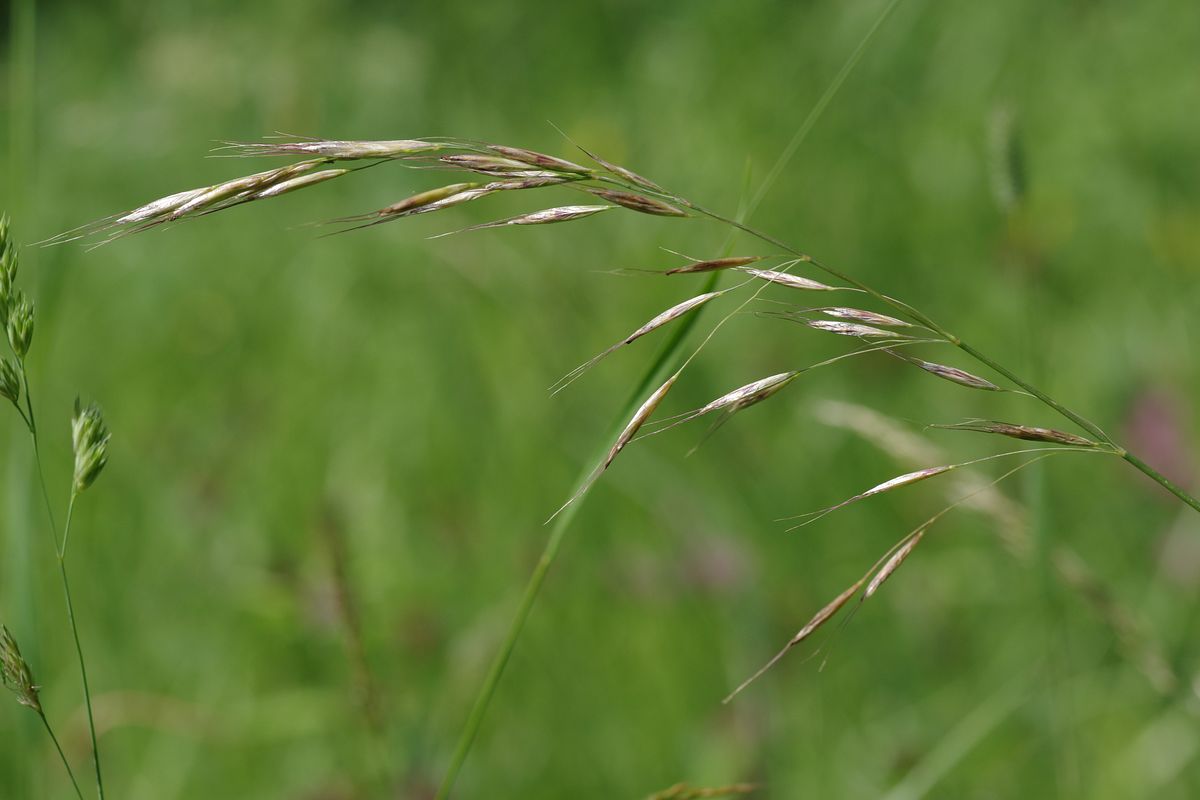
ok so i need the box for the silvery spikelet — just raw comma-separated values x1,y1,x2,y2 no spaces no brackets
6,292,34,359
71,399,111,493
0,358,19,408
0,625,41,713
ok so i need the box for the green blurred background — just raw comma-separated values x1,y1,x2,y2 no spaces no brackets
2,0,1200,797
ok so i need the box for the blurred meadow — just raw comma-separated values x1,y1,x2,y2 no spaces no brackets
3,0,1200,797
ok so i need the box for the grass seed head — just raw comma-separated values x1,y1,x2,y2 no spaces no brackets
115,187,210,226
379,183,481,216
0,358,19,408
440,154,542,174
226,139,442,160
72,398,111,493
0,625,41,713
743,268,838,292
820,307,912,328
806,319,907,339
865,530,925,598
433,205,614,238
585,152,665,192
698,371,800,415
889,352,1002,391
252,168,349,199
606,371,681,469
169,160,325,220
487,145,591,174
665,256,763,275
932,420,1097,447
625,292,723,343
726,577,865,701
6,293,34,359
585,187,687,217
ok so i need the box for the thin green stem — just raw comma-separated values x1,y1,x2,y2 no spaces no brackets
18,360,60,538
1121,451,1200,515
23,367,106,800
58,493,104,800
435,273,718,800
38,712,86,800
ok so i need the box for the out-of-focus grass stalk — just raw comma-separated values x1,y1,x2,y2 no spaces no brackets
434,2,905,796
5,0,38,794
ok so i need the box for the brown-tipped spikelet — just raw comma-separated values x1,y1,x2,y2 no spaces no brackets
487,145,591,175
605,371,682,469
931,421,1097,447
439,154,545,174
742,268,839,292
431,205,613,238
790,465,956,527
725,577,866,701
665,256,763,275
865,530,926,598
891,352,1003,391
585,188,688,217
551,292,725,393
379,183,481,217
0,625,41,713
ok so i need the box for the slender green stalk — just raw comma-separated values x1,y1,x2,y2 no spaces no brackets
435,275,717,800
58,494,105,800
6,0,39,794
17,362,106,800
38,712,86,800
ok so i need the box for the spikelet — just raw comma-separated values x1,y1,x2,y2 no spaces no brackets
805,319,912,340
724,578,866,702
250,168,349,199
167,160,327,220
931,420,1097,447
585,188,688,217
665,256,763,275
548,370,682,522
788,465,956,528
742,268,839,292
487,145,592,174
819,307,912,328
890,352,1003,391
551,292,724,393
429,205,614,239
865,529,926,598
220,138,443,159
